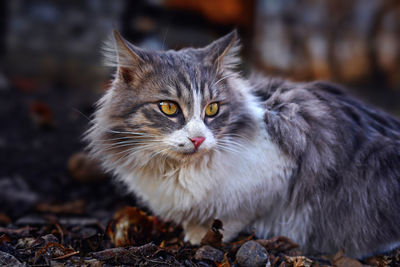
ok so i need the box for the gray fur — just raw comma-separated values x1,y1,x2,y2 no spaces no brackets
88,31,400,258
252,76,400,257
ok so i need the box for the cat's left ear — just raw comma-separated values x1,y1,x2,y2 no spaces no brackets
202,30,241,71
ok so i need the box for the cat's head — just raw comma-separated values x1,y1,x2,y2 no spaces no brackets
87,30,258,168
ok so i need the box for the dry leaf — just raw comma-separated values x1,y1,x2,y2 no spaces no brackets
106,206,154,247
329,250,363,267
215,253,231,267
284,256,313,267
200,219,223,248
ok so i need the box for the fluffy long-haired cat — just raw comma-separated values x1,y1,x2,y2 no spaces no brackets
87,30,400,258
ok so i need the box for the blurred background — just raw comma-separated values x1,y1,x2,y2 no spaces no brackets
1,0,400,224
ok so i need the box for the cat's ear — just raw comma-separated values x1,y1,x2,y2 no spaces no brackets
103,30,145,83
202,30,241,71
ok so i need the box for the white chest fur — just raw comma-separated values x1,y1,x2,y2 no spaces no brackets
115,113,309,244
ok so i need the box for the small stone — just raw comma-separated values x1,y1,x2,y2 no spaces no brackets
0,177,38,218
0,251,23,266
236,241,269,267
194,245,224,263
0,241,20,258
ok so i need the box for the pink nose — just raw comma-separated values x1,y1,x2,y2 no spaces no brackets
189,136,205,150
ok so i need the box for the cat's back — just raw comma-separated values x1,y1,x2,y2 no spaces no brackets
311,81,400,140
250,75,400,141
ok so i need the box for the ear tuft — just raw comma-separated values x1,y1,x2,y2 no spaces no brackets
102,30,143,68
203,30,241,71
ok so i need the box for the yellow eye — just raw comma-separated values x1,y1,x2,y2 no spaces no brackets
159,101,178,116
205,102,219,117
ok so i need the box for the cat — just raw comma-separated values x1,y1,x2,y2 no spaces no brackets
86,30,400,258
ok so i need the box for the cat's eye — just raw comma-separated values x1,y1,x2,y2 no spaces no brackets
205,102,219,117
159,101,179,116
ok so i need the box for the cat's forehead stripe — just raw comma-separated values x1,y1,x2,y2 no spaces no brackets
172,80,182,98
160,88,171,96
177,72,191,96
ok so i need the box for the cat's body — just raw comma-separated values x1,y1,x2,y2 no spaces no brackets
87,30,400,258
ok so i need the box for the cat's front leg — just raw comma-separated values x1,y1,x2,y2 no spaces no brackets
183,221,210,244
221,219,249,242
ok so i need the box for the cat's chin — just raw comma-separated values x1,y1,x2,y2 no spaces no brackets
168,148,210,162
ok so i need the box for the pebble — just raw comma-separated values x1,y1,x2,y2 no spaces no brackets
0,176,38,218
0,251,24,266
194,245,224,263
236,241,269,267
41,234,59,244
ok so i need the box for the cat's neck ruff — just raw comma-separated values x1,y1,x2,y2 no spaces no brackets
114,92,295,224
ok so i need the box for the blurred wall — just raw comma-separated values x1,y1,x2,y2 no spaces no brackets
253,0,400,89
3,0,400,97
5,0,124,90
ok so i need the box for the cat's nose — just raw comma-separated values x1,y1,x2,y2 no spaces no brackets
189,136,205,150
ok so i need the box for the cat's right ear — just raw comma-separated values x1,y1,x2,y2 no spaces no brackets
103,30,145,83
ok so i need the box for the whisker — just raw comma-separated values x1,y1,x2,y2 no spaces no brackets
147,148,170,162
73,108,141,136
215,144,241,154
218,139,247,149
100,139,164,148
220,145,246,154
95,127,157,136
118,145,170,164
217,136,249,152
219,136,250,145
212,72,240,88
102,142,152,152
114,145,158,163
72,107,94,122
91,136,135,143
111,144,160,155
220,133,251,142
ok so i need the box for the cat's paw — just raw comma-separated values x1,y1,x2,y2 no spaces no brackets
183,224,208,245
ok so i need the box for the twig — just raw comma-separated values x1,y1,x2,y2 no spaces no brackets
52,250,80,260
